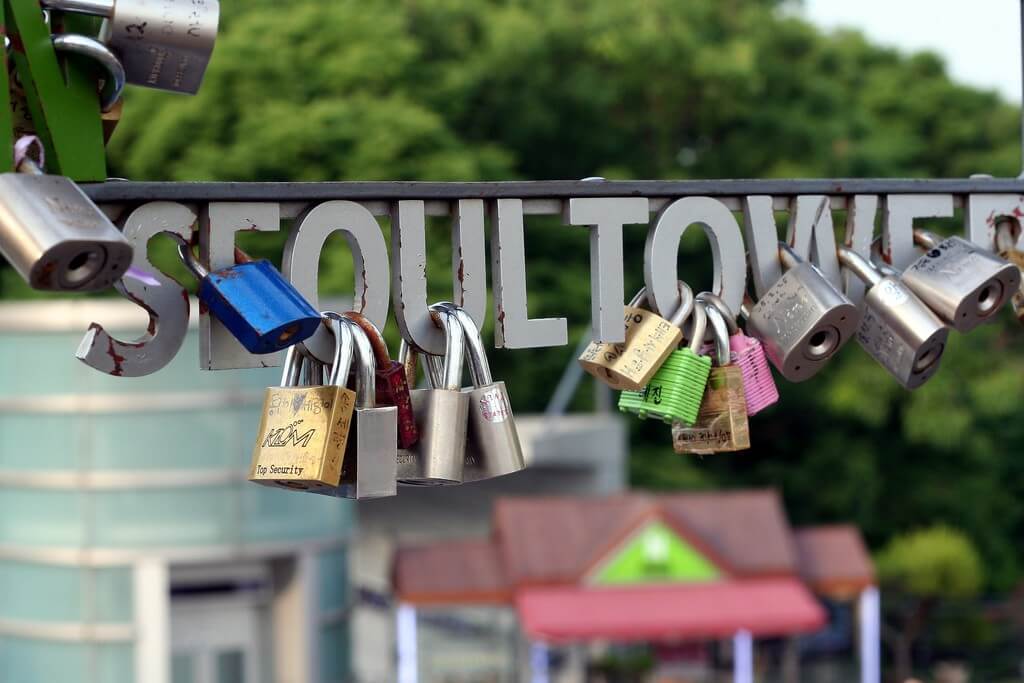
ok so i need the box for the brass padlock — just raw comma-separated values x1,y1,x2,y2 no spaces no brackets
672,298,750,455
578,282,694,391
248,314,356,492
996,220,1024,324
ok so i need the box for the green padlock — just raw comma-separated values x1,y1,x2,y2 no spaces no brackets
618,299,712,425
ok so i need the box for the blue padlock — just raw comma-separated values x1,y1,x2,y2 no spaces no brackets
177,240,321,355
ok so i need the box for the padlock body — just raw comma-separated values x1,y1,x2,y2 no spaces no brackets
330,406,398,500
373,361,419,449
199,260,321,355
0,172,132,291
902,236,1020,332
462,381,526,482
672,365,750,454
398,389,469,485
618,348,711,425
858,277,949,390
998,248,1024,323
248,384,355,492
578,305,683,391
729,333,779,416
747,262,858,383
102,0,220,94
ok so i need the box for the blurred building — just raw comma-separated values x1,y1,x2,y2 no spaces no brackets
0,301,353,683
393,491,879,683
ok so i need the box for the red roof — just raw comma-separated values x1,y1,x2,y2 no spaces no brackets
794,525,876,598
517,578,827,642
494,491,797,585
393,539,509,605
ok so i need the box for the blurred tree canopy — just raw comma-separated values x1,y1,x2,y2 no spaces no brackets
877,526,985,678
13,0,1024,593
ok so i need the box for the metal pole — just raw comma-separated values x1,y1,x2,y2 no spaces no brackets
1020,0,1024,176
859,587,881,683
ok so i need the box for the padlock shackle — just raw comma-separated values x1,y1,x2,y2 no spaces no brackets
696,292,738,335
627,287,648,309
435,303,492,387
685,301,708,354
703,303,731,367
41,0,115,17
173,235,209,281
280,344,306,387
667,282,695,328
322,313,355,387
912,229,944,251
778,242,801,271
51,34,125,112
345,320,377,409
996,218,1021,253
343,311,391,367
838,247,883,288
428,304,466,391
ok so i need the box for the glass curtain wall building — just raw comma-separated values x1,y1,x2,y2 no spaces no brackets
0,300,354,683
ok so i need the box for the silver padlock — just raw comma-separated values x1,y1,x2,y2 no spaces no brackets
745,243,859,382
436,303,526,482
332,317,397,500
43,0,220,94
896,229,1020,332
0,150,132,291
838,247,949,390
396,306,470,486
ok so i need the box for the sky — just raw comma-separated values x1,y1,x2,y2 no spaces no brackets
803,0,1022,102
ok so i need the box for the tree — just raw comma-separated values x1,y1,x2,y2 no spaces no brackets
876,526,984,679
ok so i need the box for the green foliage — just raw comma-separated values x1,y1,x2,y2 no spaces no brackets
877,526,984,599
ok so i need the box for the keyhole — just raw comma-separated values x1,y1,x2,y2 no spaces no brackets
974,282,1003,316
61,248,105,289
913,343,944,374
804,326,839,360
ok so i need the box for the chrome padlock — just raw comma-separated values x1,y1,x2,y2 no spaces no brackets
396,305,470,486
176,239,321,355
248,315,356,493
578,283,694,391
0,141,132,291
746,243,859,382
897,229,1019,332
673,301,750,454
436,303,526,482
619,299,711,425
332,318,397,500
839,247,949,390
42,0,220,94
699,293,778,416
996,219,1024,323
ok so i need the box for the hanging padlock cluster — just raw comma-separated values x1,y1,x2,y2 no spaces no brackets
0,0,219,292
248,303,527,500
581,234,1024,456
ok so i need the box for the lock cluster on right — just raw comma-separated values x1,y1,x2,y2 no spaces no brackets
581,224,1024,457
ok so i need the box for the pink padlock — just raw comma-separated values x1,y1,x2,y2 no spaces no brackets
698,293,779,416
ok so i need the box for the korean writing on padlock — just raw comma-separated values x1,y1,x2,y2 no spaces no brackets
248,314,356,492
619,292,712,426
838,247,949,390
673,297,751,455
578,284,695,391
745,242,859,382
435,303,526,482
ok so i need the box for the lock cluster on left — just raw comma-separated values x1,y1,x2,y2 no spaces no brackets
582,229,1024,457
248,303,528,501
0,0,220,292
